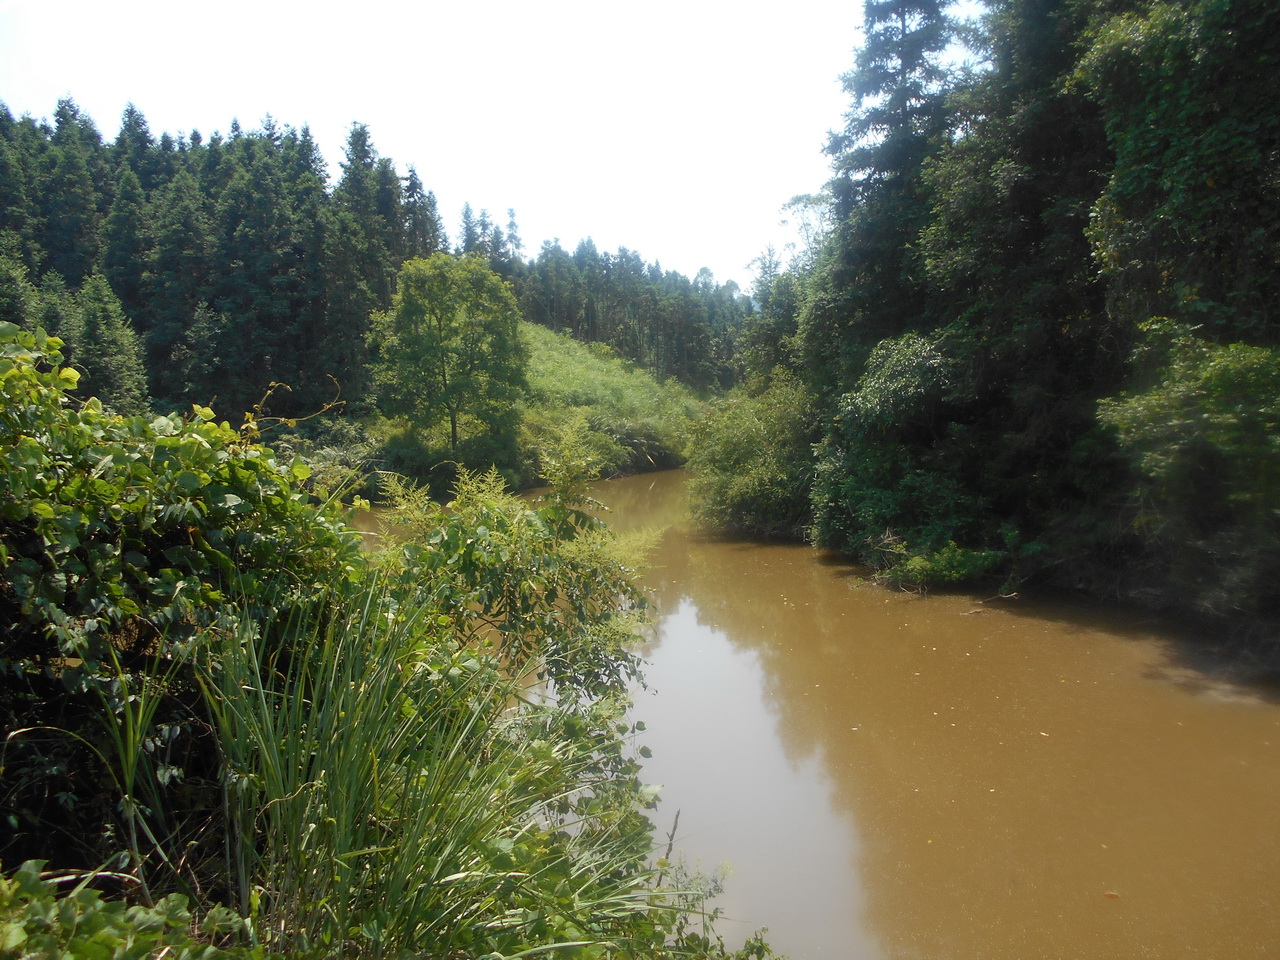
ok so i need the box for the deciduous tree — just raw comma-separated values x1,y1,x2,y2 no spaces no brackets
370,254,527,452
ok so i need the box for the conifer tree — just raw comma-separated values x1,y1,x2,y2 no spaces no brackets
458,203,481,255
103,166,148,320
112,103,158,191
61,275,150,415
375,157,405,266
143,169,213,400
404,167,447,259
41,121,101,286
0,245,37,327
802,0,955,395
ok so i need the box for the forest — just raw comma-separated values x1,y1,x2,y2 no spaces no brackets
0,100,749,491
2,0,1279,954
691,0,1280,641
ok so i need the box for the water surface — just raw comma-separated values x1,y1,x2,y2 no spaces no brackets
602,470,1280,959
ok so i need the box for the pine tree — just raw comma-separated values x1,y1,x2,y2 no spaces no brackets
112,103,158,191
505,209,524,264
41,121,101,285
103,166,148,320
62,275,150,415
0,130,37,266
374,157,405,267
333,123,392,308
404,168,447,258
0,243,37,327
457,203,481,255
800,0,955,398
210,143,302,414
143,169,213,401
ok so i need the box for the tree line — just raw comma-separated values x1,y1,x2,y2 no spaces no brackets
0,99,750,424
692,0,1280,636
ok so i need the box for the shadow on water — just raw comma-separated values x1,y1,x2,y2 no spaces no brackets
601,469,1280,960
809,536,1280,707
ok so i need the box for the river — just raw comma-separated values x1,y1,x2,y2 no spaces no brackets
597,469,1280,960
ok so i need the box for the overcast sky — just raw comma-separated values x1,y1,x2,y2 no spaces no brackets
0,0,864,289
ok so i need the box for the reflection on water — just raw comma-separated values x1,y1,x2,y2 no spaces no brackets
606,470,1280,960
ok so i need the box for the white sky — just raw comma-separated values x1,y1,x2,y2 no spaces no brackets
0,0,865,290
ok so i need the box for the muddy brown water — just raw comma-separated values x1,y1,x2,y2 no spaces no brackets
596,469,1280,960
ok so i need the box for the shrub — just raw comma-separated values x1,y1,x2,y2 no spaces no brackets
0,321,362,883
687,371,817,539
1099,320,1280,619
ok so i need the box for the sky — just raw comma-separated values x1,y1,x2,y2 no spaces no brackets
0,0,864,290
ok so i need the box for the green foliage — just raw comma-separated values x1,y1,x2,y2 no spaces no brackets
0,321,359,670
58,275,150,416
369,253,527,454
0,246,36,328
0,319,764,957
687,372,817,539
0,860,262,960
810,426,991,572
885,540,1006,587
0,321,362,875
804,328,1002,581
842,332,953,433
378,464,647,701
1076,0,1280,340
1099,321,1280,618
520,320,702,480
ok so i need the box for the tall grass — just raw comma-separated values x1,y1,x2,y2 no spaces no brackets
197,572,669,958
519,322,704,479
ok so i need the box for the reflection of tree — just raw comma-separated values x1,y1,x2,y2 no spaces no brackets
600,470,1280,960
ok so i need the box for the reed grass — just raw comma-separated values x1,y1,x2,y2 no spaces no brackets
197,573,669,958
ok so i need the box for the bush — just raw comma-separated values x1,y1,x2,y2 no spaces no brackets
0,322,365,879
1099,320,1280,619
0,860,260,960
687,371,817,539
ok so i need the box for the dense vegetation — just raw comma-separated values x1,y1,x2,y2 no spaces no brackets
0,93,757,955
0,99,747,487
691,0,1280,640
4,0,1278,947
0,323,773,957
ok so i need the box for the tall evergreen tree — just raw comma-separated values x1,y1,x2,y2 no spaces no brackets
60,275,150,415
210,144,303,413
112,103,158,191
0,243,37,327
143,169,213,401
403,167,447,259
374,157,405,267
102,166,148,320
332,123,392,307
40,119,101,285
457,203,481,255
800,0,955,398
